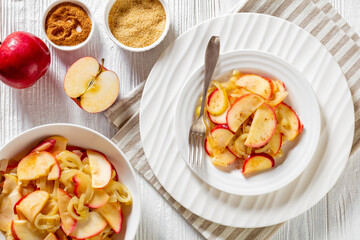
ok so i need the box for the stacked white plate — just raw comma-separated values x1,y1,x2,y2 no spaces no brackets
139,13,354,227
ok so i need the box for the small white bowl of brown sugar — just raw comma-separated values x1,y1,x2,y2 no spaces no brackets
105,0,170,52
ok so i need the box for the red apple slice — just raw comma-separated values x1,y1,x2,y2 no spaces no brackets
206,87,228,116
57,189,77,235
204,138,216,157
210,125,234,148
45,136,68,155
44,233,58,240
87,189,109,209
226,94,264,132
17,190,49,223
211,149,237,167
266,80,288,107
87,150,112,188
245,103,277,147
275,103,301,141
208,105,229,125
30,139,56,153
11,220,46,240
69,211,107,239
17,151,56,181
48,161,61,180
242,153,275,175
72,172,93,203
227,135,247,158
96,202,122,233
236,74,273,99
67,146,87,159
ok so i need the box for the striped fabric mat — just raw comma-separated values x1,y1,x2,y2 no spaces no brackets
105,0,360,239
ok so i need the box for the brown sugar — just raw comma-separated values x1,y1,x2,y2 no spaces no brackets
109,0,166,48
45,2,92,46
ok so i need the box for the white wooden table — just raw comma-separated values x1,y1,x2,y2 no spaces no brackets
1,0,359,239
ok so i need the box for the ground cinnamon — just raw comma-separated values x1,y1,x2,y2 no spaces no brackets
45,2,92,46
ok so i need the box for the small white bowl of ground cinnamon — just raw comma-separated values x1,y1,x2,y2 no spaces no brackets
105,0,170,52
42,0,95,51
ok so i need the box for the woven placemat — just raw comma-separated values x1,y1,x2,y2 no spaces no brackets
105,0,360,239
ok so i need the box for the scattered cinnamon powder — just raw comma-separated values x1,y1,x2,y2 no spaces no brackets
45,2,92,46
109,0,166,48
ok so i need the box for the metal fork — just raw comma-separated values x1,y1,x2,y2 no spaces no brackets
188,36,220,168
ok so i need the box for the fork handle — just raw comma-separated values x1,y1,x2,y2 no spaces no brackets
199,36,220,119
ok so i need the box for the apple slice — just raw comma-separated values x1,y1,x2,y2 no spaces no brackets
242,153,275,175
255,129,283,156
266,80,288,107
44,233,58,240
0,175,22,231
245,103,277,147
72,172,93,203
17,151,56,181
11,220,46,240
87,189,109,209
57,189,77,235
55,229,69,240
45,136,68,155
226,94,264,132
227,135,247,158
208,105,229,125
236,74,273,99
69,211,107,239
67,146,87,159
210,125,234,148
228,88,251,105
48,161,61,180
30,139,56,153
64,57,120,113
211,149,237,167
206,83,229,115
87,150,112,189
275,103,302,141
96,202,122,233
17,190,49,223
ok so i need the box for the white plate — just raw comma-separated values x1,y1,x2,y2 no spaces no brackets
174,50,321,196
140,13,354,227
0,124,141,240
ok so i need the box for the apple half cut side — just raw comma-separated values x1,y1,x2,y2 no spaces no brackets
226,94,265,132
87,150,112,189
275,103,302,141
11,220,46,240
242,153,275,175
245,103,277,147
17,190,49,223
17,151,56,181
57,189,77,235
69,211,107,239
64,57,120,113
96,202,122,233
236,74,273,99
30,139,56,153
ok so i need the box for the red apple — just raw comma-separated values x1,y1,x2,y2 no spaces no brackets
0,32,50,89
64,57,120,113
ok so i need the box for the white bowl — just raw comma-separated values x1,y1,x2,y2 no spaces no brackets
104,0,170,52
174,50,321,196
0,123,140,240
42,0,95,51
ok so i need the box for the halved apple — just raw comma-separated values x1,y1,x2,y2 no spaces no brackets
96,202,122,233
17,151,56,181
45,136,68,155
236,74,273,99
245,103,277,147
211,149,237,167
226,94,264,132
275,103,302,141
69,211,107,239
44,233,58,240
11,220,46,240
30,139,56,153
57,189,77,235
87,189,109,209
64,57,120,113
242,153,275,175
210,125,234,148
87,150,112,189
17,190,49,223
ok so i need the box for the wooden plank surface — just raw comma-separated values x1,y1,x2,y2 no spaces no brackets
0,0,359,239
